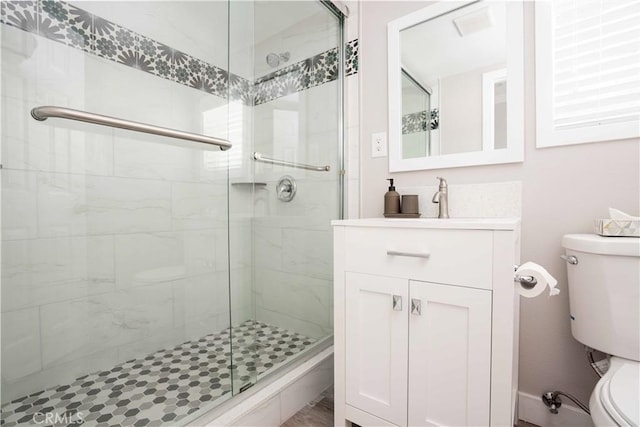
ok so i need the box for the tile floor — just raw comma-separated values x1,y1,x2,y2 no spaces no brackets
280,388,541,427
1,321,314,427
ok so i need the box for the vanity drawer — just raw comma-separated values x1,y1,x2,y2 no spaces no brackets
344,226,493,289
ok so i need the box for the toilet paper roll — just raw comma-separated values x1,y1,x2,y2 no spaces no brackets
515,262,560,298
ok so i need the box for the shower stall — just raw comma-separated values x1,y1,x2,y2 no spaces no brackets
1,0,343,425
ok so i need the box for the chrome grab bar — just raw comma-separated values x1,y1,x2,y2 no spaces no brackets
31,106,232,151
252,152,330,172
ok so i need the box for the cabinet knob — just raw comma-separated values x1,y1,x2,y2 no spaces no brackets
393,295,403,311
411,298,422,316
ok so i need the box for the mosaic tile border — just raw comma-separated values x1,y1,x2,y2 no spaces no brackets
402,108,439,134
345,38,358,77
1,0,359,106
254,47,340,105
0,321,315,427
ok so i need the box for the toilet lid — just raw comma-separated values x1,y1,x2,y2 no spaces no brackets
602,362,639,427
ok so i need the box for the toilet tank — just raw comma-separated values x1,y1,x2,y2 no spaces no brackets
562,234,640,361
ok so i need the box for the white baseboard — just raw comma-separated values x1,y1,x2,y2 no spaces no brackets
518,391,593,427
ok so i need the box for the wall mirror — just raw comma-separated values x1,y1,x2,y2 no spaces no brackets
388,0,524,172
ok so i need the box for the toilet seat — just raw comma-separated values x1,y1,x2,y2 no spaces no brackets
593,358,639,427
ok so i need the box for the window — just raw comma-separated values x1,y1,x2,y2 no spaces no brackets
535,0,640,147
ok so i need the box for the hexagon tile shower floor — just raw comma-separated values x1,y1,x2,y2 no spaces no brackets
0,321,315,427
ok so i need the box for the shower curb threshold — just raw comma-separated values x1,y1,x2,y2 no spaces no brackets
190,346,334,427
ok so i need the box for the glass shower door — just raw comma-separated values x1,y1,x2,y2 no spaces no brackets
1,1,235,425
227,0,343,391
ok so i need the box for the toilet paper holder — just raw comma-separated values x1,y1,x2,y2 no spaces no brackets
514,265,538,289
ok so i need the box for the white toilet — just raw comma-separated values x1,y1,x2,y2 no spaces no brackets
562,234,640,427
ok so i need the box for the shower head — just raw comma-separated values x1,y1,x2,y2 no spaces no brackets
266,52,291,68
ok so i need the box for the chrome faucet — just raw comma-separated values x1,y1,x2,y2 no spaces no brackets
432,177,449,218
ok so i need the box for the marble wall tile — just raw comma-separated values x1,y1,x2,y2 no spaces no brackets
253,225,282,271
253,268,331,330
170,79,230,136
303,83,339,135
281,229,332,280
1,25,39,102
112,131,229,184
40,282,174,369
2,97,114,175
183,229,221,276
83,60,174,126
115,324,192,365
1,347,119,404
172,271,229,328
76,1,229,69
2,0,358,107
230,267,253,326
1,307,42,381
271,180,339,223
34,30,91,107
1,169,37,240
229,218,252,270
37,172,87,237
255,308,330,341
114,232,184,289
1,236,115,312
84,175,172,234
181,312,233,343
253,1,339,77
171,181,227,230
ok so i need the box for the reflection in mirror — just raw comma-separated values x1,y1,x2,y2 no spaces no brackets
388,0,524,171
401,1,506,157
482,68,507,150
401,69,438,158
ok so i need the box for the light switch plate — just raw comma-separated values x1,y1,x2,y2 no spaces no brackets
371,132,387,158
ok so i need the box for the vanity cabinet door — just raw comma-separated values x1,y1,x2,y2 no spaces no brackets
408,281,492,427
345,272,408,426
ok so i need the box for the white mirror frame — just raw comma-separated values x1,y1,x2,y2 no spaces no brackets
388,0,525,172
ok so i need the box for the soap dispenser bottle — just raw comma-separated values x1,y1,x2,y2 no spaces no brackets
384,178,401,215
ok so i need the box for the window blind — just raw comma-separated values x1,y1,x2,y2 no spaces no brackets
550,0,640,130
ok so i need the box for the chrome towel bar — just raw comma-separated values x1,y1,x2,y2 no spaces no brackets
252,152,330,172
31,106,232,151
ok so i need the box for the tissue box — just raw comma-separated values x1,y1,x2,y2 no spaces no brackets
595,219,640,237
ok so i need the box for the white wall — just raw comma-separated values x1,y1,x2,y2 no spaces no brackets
359,0,640,409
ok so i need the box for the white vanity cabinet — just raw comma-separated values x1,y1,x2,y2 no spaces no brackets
333,219,521,427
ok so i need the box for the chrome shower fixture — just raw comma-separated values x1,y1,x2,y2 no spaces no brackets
266,52,290,68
